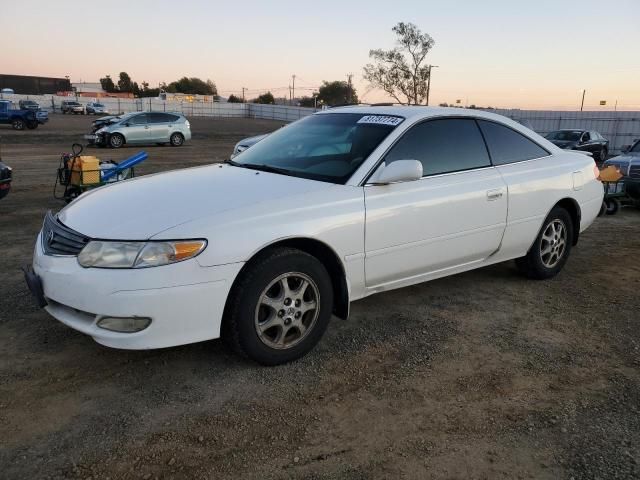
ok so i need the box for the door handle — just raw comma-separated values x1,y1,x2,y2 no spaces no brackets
486,189,503,201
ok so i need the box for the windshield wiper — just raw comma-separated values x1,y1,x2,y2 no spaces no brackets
225,161,292,176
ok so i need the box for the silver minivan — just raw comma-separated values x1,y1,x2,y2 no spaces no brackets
91,112,191,148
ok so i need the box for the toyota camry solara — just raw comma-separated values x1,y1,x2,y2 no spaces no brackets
26,106,604,365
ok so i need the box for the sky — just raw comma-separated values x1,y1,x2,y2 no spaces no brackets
3,0,640,110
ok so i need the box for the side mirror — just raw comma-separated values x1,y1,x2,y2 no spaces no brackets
369,160,423,185
621,145,631,153
124,122,130,127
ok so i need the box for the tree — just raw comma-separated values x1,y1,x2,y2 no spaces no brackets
117,72,133,93
252,92,275,104
298,96,317,108
363,22,435,105
227,94,244,103
99,75,116,93
166,77,217,95
317,81,358,106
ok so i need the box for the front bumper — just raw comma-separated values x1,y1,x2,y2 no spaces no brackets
30,233,243,349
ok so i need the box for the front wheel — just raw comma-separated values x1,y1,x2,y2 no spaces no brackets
169,132,184,146
109,133,124,148
516,207,573,280
223,248,333,365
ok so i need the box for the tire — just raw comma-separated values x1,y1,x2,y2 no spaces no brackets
516,207,574,280
26,121,38,130
169,132,184,147
605,198,620,215
109,133,125,149
12,119,25,130
223,247,334,365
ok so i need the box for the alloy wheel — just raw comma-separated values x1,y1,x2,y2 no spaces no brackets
540,219,567,268
254,272,320,350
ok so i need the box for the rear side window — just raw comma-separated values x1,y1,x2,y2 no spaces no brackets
385,118,491,176
477,120,549,165
148,113,180,123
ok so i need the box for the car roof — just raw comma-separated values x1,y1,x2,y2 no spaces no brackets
315,105,522,124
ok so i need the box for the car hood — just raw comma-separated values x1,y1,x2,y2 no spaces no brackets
604,152,640,169
58,164,334,239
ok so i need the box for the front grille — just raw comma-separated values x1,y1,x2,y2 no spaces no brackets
41,211,90,256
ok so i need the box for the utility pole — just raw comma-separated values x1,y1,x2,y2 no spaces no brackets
425,65,439,106
347,73,353,104
242,87,246,103
580,89,586,112
291,75,296,105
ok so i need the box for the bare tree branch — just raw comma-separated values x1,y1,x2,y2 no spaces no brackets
363,22,435,105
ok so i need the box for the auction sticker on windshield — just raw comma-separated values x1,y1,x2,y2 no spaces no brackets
357,115,404,126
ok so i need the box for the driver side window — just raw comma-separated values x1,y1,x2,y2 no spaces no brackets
384,118,491,176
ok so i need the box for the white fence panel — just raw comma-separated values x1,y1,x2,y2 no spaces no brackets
2,92,638,154
494,109,640,154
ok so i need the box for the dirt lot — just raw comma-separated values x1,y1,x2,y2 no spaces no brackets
1,115,639,480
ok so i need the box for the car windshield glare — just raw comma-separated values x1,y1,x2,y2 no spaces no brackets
232,113,403,184
631,142,640,153
546,131,582,141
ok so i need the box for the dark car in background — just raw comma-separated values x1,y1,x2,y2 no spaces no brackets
18,100,39,111
604,139,640,205
545,129,609,162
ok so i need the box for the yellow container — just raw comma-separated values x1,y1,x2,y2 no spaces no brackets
70,156,100,185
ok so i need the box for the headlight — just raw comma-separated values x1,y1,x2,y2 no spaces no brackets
78,240,206,268
96,127,107,134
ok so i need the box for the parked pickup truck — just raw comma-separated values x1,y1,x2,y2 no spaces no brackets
0,100,39,130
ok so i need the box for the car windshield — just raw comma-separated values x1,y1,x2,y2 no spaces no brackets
630,141,640,153
230,113,403,184
95,103,105,107
546,131,582,141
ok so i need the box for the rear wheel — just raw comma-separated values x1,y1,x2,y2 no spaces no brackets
12,119,25,130
170,132,184,146
516,207,573,280
109,133,124,149
223,248,333,365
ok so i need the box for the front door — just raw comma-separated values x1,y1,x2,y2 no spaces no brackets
364,118,508,289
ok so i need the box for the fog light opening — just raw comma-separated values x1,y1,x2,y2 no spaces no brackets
97,316,152,333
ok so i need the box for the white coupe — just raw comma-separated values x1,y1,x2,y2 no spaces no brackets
26,106,603,365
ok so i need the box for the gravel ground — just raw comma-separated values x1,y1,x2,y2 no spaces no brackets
0,115,639,479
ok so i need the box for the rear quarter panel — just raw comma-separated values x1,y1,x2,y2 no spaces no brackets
495,151,602,260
